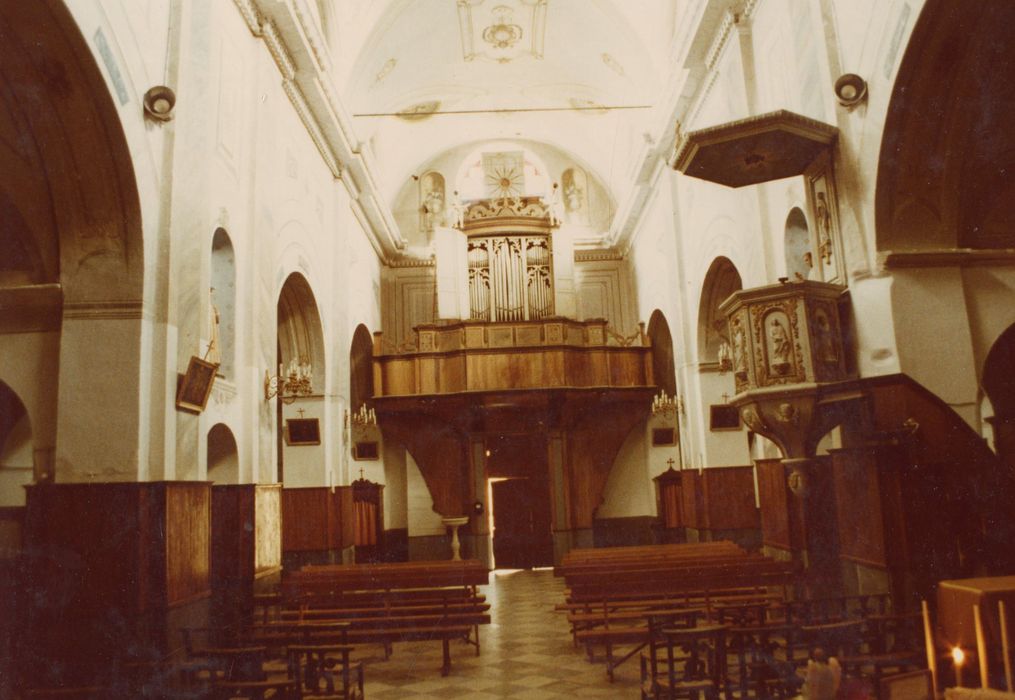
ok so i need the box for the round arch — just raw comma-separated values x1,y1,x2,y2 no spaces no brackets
277,272,327,393
207,423,239,485
876,0,1015,252
697,257,743,363
784,207,812,281
0,381,33,505
646,310,676,397
350,324,374,411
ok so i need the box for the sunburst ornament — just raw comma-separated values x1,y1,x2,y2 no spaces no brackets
485,165,524,198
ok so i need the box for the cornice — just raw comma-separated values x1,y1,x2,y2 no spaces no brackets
234,0,406,262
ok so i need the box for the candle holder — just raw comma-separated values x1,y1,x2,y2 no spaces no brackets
264,360,313,404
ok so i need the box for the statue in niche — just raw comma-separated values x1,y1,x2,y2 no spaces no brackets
419,171,446,234
450,190,467,230
561,167,589,225
795,251,822,282
206,287,221,365
732,320,749,380
545,182,564,226
767,314,792,376
813,309,838,365
815,191,834,266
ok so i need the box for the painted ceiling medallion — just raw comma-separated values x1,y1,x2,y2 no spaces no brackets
482,6,523,51
396,101,441,121
374,58,397,84
458,0,547,64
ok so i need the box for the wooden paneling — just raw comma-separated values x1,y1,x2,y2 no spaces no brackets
282,487,348,553
831,448,887,568
255,485,282,574
163,482,211,606
701,466,759,531
680,470,703,529
756,459,791,549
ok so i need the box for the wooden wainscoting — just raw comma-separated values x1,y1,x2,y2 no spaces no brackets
281,486,353,554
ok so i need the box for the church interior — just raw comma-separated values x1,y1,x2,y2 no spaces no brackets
2,0,1015,697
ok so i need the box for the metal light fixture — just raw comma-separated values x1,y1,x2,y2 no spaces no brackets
834,74,867,109
264,359,313,404
143,85,176,121
652,390,682,418
717,341,733,374
346,403,377,427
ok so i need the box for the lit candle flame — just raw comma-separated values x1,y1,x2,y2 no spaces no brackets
952,647,965,666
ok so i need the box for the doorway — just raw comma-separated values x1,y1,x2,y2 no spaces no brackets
486,434,554,569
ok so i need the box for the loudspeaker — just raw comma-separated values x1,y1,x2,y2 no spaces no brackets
833,74,867,108
143,85,176,121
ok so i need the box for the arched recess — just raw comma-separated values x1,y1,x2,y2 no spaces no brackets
276,272,327,484
697,257,743,363
207,423,239,485
646,310,676,397
277,272,326,391
210,229,236,379
0,381,33,506
350,324,374,411
784,208,813,281
876,0,1015,251
983,324,1015,470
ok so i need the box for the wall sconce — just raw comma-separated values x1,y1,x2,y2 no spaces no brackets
834,73,867,109
143,85,176,121
652,390,682,418
345,404,377,428
264,359,313,404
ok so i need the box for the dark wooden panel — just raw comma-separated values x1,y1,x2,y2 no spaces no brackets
756,459,791,549
337,486,355,550
831,449,887,567
163,482,211,606
212,485,253,585
680,470,702,529
702,466,759,530
282,487,342,553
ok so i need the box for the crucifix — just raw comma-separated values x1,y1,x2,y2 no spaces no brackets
721,393,730,404
666,458,675,470
296,408,306,418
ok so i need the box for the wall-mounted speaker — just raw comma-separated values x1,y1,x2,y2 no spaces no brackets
143,85,176,121
833,74,867,109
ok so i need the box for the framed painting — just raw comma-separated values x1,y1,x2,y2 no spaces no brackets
285,418,321,446
176,356,219,414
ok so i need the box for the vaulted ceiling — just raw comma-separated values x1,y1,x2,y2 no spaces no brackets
326,0,680,226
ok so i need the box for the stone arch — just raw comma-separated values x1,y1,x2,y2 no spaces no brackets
876,0,1015,251
207,423,239,485
350,324,374,411
646,310,676,398
0,381,33,505
784,207,812,281
983,323,1015,470
277,272,326,394
210,229,237,378
697,257,743,363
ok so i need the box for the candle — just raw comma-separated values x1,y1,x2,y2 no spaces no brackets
1001,601,1013,692
954,646,965,687
923,600,939,693
975,603,989,688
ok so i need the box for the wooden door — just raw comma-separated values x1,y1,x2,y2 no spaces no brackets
491,477,553,569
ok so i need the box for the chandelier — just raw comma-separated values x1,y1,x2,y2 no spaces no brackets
652,390,682,418
264,360,313,404
346,404,377,428
717,341,733,374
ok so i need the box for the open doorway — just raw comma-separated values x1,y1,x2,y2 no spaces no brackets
485,435,554,569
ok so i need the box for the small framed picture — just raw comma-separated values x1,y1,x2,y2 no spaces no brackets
285,418,321,446
353,441,379,460
176,356,219,414
652,428,676,446
709,404,741,431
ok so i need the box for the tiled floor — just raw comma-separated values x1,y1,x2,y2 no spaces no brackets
355,568,642,698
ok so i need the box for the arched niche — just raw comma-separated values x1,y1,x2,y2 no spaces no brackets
784,207,813,281
277,272,326,393
560,166,591,225
350,324,374,411
697,257,743,363
0,381,33,506
210,228,236,378
876,1,1015,251
646,310,676,397
207,423,239,485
